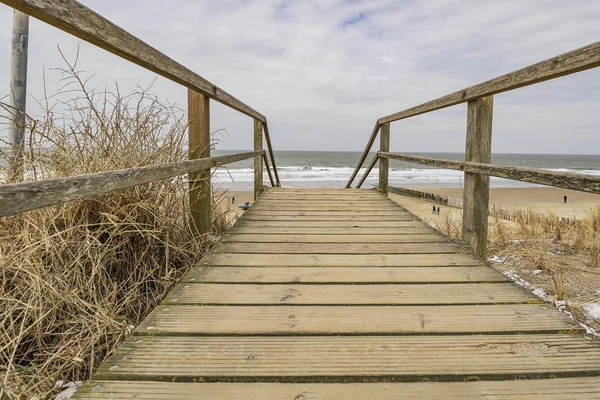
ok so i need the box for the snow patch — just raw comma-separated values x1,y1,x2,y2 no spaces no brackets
584,302,600,319
54,381,82,400
488,256,505,263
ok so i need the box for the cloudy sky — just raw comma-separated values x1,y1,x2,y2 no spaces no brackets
1,0,599,153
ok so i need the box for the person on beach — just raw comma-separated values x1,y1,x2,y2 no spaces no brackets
564,195,567,204
433,205,436,215
232,195,235,204
437,206,441,215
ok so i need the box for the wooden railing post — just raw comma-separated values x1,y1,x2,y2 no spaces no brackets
379,122,390,195
188,89,211,235
462,96,493,259
254,119,263,200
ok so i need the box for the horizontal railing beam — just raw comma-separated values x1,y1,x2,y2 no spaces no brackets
378,41,600,125
1,0,266,122
379,152,600,194
0,151,263,217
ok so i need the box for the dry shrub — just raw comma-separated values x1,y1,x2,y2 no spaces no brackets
430,210,461,239
0,56,230,399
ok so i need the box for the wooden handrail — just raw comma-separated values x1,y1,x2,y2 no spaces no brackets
262,121,281,186
378,41,600,125
347,40,600,189
1,0,265,122
378,152,600,194
0,151,263,217
262,153,275,188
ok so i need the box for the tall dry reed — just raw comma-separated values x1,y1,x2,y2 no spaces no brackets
1,55,230,399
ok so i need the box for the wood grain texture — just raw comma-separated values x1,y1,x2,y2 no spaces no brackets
201,253,481,267
136,304,579,335
378,40,600,124
73,378,600,400
227,226,437,235
0,151,263,217
95,335,598,381
254,119,263,200
221,233,447,243
462,96,493,258
379,152,600,194
187,90,211,235
379,122,390,195
212,242,461,254
183,266,509,283
1,0,266,121
165,283,536,305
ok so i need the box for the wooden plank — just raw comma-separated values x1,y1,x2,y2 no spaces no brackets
234,221,425,228
241,215,418,221
95,335,598,381
165,283,537,305
254,119,263,200
379,122,390,195
201,253,480,267
261,153,275,187
378,40,600,124
378,152,600,194
1,0,266,121
221,234,447,243
184,266,508,283
212,242,461,254
228,226,436,235
135,304,578,335
462,96,493,258
73,378,600,400
187,90,211,235
246,210,414,216
0,151,263,217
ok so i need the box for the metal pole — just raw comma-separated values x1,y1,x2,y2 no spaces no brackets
7,10,29,182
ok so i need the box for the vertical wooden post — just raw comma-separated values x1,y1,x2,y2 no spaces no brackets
462,96,493,259
188,89,211,235
7,11,29,182
379,122,390,195
254,119,263,200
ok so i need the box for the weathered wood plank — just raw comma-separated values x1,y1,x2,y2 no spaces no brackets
203,253,480,267
1,0,266,121
379,152,600,194
462,96,493,258
241,214,417,221
187,90,211,235
212,242,461,254
165,283,536,305
378,40,600,124
227,226,436,235
183,266,508,283
246,210,413,216
234,221,425,228
136,304,579,335
98,335,598,381
261,153,275,187
221,233,447,243
0,151,262,217
379,122,390,195
73,378,600,400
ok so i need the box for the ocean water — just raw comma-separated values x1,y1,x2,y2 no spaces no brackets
3,149,599,190
211,150,600,190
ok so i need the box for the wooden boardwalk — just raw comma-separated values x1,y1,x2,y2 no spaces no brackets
74,188,600,399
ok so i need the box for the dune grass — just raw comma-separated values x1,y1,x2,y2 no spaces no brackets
0,60,231,399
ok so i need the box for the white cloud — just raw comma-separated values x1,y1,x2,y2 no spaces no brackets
1,0,599,153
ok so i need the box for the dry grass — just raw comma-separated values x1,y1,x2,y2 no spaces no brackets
426,202,600,325
0,57,232,399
